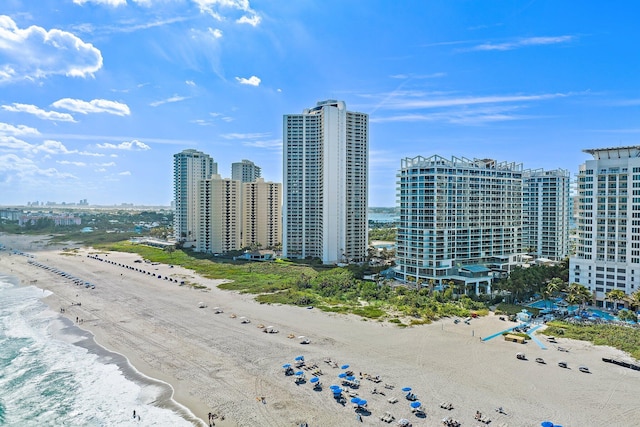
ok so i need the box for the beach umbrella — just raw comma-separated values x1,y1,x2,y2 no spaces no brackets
330,385,340,390
310,377,319,383
338,373,347,378
346,375,356,381
401,387,412,392
295,355,304,361
410,401,421,409
358,399,367,406
541,422,554,427
351,397,361,404
341,364,350,369
282,364,291,368
295,371,304,376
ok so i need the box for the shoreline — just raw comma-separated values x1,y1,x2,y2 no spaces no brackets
2,233,640,426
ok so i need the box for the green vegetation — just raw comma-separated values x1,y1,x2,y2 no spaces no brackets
542,321,640,360
495,260,569,304
368,227,396,242
502,331,531,340
91,240,489,324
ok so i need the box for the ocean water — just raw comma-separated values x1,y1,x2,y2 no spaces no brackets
0,274,195,427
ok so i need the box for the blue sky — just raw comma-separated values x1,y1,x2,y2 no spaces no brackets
1,1,639,207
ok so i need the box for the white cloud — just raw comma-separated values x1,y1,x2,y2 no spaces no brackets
209,28,222,38
73,0,127,5
0,122,40,136
78,151,105,157
57,160,87,167
149,95,189,107
0,15,103,83
97,139,151,150
2,103,76,122
185,80,196,86
0,135,33,151
241,139,281,150
236,15,260,26
0,154,77,185
118,171,132,176
51,98,131,116
235,75,260,86
469,36,574,51
97,162,116,167
210,112,233,122
193,0,261,26
33,140,77,154
220,132,270,139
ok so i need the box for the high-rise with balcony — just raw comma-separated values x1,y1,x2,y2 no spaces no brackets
396,155,524,294
570,146,640,306
232,159,261,183
195,175,241,254
522,169,571,261
173,149,217,247
283,100,368,264
242,178,282,249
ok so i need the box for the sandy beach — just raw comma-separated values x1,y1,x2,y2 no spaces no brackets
1,233,640,427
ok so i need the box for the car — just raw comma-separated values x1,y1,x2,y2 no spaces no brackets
579,366,591,373
558,361,568,368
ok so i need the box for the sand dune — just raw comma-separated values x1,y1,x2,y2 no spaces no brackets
1,233,639,427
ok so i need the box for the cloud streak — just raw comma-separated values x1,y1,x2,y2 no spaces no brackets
97,139,151,150
149,95,189,107
2,103,76,122
51,98,131,116
468,35,575,51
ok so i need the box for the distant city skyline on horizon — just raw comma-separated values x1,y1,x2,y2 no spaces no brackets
2,1,640,206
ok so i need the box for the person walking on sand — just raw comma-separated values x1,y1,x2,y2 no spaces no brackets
133,410,136,418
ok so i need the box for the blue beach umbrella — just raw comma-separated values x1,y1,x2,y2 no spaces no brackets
295,371,304,376
282,364,291,368
295,355,304,361
541,422,554,427
338,373,347,378
401,387,412,392
351,397,361,404
410,401,421,409
358,399,367,406
310,377,319,383
346,375,356,381
330,385,340,389
341,364,350,369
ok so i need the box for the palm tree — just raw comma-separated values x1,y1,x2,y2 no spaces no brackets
567,283,592,310
625,290,640,312
606,289,626,310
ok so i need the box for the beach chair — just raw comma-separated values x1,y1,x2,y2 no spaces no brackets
388,396,398,404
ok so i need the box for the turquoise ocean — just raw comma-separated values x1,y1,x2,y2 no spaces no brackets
0,274,195,427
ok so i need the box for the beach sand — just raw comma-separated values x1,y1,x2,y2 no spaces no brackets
2,233,640,427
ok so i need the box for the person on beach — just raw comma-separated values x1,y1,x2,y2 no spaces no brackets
133,410,136,418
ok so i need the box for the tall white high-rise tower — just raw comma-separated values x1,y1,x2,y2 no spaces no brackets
283,100,368,264
570,146,640,307
173,149,217,247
